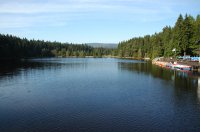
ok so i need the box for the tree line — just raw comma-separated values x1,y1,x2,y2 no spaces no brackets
0,34,113,59
1,14,199,60
117,14,200,59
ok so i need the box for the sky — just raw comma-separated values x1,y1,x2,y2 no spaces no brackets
0,0,199,43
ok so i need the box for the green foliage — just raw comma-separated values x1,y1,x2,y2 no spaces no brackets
172,14,184,55
1,14,199,60
117,14,200,59
0,34,113,59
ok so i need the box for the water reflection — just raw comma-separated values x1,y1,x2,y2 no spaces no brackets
1,59,199,91
118,61,199,89
198,78,200,102
118,61,200,106
0,58,200,132
1,59,199,90
0,59,88,79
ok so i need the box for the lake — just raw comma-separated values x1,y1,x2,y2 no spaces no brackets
0,58,200,132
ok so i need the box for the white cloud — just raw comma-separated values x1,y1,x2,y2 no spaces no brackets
0,0,175,14
0,13,75,28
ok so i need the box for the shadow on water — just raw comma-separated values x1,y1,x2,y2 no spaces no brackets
118,61,200,103
0,58,87,79
118,61,199,88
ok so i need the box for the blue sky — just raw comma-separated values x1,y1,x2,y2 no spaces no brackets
0,0,199,43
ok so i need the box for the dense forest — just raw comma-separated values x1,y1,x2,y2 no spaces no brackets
0,34,113,59
0,14,199,60
117,14,200,59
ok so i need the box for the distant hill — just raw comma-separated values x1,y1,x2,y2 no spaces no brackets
86,43,118,49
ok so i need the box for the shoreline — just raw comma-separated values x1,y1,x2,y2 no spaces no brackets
152,57,200,73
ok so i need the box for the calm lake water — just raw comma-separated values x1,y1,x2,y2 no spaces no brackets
0,58,200,132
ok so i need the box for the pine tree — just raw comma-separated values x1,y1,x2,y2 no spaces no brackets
173,14,184,55
182,14,194,55
193,15,200,55
162,26,173,56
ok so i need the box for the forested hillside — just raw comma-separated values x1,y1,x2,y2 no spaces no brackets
117,14,200,59
1,14,199,60
0,34,112,59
